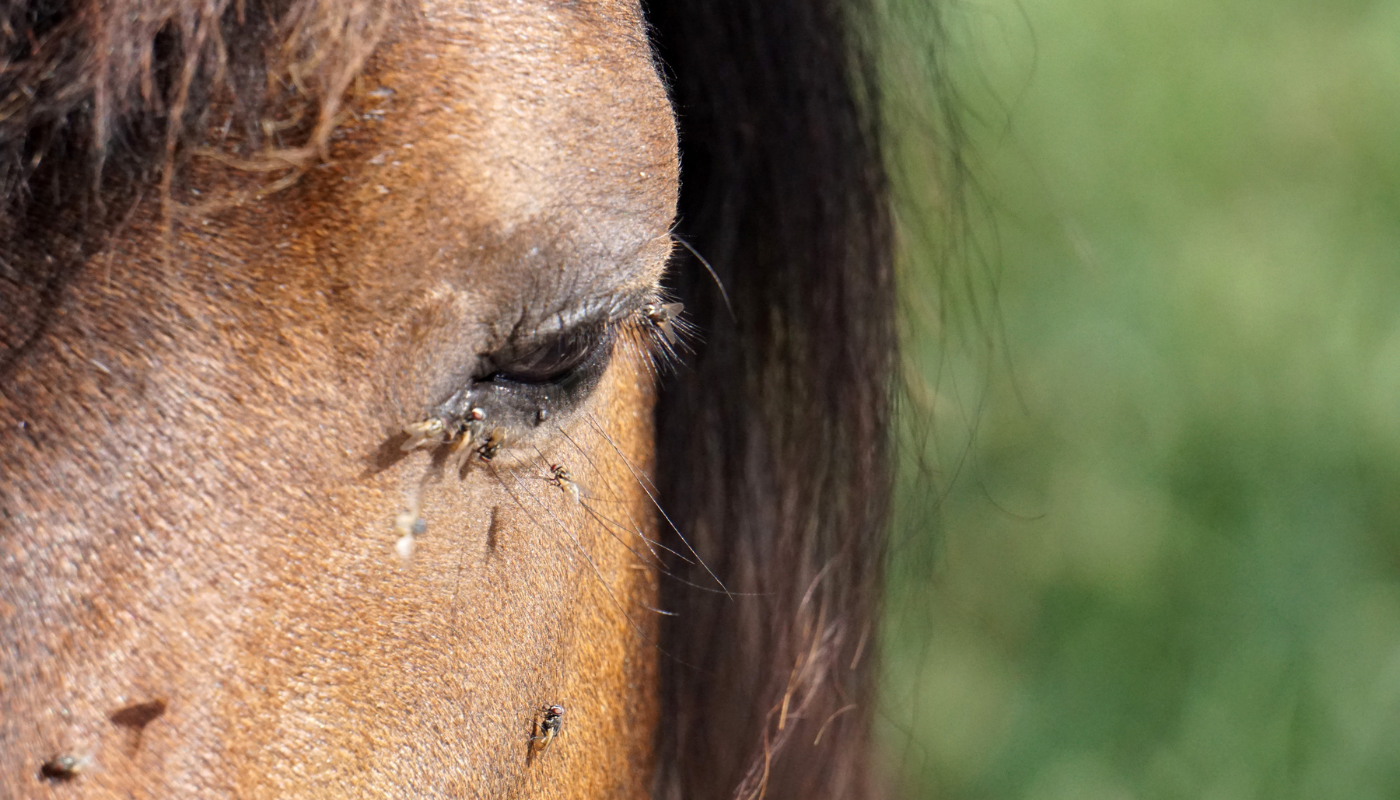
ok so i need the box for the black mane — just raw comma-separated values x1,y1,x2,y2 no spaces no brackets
648,2,895,797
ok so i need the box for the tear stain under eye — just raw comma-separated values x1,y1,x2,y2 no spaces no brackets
393,484,427,563
392,410,492,564
394,509,426,563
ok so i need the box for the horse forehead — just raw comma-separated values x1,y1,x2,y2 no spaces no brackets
381,0,678,293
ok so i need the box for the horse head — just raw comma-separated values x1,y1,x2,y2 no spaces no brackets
0,1,896,797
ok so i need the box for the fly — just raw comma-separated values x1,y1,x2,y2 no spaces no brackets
401,417,446,451
476,428,506,461
39,754,89,782
641,301,684,344
546,463,582,504
532,704,565,754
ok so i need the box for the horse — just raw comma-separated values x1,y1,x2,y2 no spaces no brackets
0,0,895,797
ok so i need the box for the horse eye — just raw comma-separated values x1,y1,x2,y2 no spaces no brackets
431,317,621,441
486,321,614,387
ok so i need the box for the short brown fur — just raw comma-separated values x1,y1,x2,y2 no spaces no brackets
4,1,676,797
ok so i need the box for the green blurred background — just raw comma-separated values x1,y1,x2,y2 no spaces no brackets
878,0,1400,797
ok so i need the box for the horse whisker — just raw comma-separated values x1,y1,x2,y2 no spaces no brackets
582,412,733,600
529,448,774,597
499,467,661,649
528,449,666,568
551,430,689,567
489,470,579,567
532,441,687,565
672,233,736,322
577,503,689,564
494,468,703,672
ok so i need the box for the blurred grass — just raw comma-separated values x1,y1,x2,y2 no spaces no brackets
879,0,1400,798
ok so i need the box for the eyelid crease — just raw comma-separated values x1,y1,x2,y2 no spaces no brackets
517,287,653,341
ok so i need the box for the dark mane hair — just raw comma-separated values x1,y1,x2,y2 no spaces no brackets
0,0,385,206
2,1,898,796
647,2,895,798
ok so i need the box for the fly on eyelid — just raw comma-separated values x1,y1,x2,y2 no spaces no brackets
641,301,684,344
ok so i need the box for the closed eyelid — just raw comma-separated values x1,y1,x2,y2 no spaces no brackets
512,286,655,342
482,318,616,384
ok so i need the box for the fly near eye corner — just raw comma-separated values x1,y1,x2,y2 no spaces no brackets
444,407,488,458
403,404,488,455
476,428,506,461
401,417,447,451
640,301,685,344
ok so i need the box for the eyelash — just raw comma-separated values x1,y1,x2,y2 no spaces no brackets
482,296,688,394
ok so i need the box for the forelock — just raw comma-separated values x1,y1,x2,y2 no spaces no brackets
0,0,394,232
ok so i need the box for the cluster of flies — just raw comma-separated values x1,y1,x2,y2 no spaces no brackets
391,297,722,605
400,405,495,461
394,299,679,543
390,301,687,754
398,301,682,463
33,304,678,781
